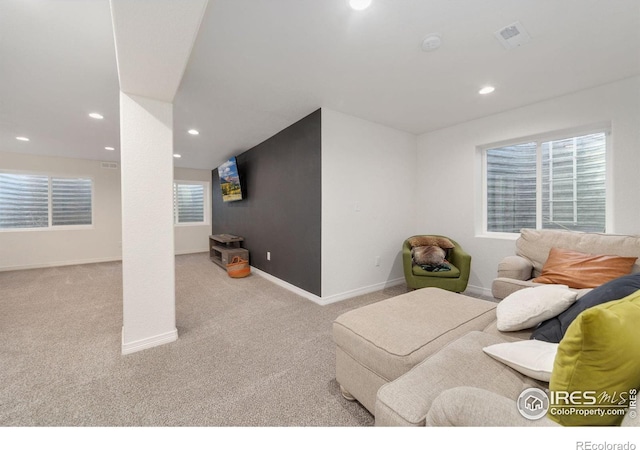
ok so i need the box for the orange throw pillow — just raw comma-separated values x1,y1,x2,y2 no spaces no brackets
533,248,637,289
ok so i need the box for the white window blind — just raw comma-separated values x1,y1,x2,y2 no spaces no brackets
486,142,537,233
0,172,93,230
541,133,606,232
174,182,205,224
51,177,92,226
485,131,607,234
0,173,50,229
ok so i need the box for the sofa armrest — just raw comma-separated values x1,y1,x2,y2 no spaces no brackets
426,386,559,427
497,255,533,281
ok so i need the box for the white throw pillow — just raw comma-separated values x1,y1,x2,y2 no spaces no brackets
483,340,559,382
496,285,578,332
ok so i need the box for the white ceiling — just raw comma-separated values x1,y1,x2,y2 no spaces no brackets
2,0,639,170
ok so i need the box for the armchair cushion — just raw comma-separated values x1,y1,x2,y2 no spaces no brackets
412,263,460,278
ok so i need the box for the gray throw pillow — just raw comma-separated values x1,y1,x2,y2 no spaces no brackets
531,272,640,343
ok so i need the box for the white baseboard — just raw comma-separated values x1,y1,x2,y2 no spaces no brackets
0,251,209,272
0,256,122,272
250,266,405,306
175,248,208,256
318,278,406,305
121,327,178,355
250,266,324,304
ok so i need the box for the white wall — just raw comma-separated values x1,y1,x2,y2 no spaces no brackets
0,152,211,271
416,76,640,296
0,152,122,270
174,167,211,255
321,108,417,301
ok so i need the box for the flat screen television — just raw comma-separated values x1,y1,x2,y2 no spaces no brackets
218,157,243,202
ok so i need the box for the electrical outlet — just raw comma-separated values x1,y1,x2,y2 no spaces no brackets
267,251,271,261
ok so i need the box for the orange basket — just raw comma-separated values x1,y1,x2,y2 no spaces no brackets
226,256,250,278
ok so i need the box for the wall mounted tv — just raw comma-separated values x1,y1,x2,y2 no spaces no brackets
218,157,243,202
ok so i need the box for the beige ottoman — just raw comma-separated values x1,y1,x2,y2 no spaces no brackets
332,288,497,414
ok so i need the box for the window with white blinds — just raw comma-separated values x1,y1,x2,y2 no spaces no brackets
0,173,49,229
486,142,537,233
173,181,208,225
51,177,93,226
0,173,93,230
484,131,607,234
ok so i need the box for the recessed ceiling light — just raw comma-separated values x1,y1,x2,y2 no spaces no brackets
16,136,30,142
479,86,496,95
349,0,372,11
89,113,104,119
105,146,115,151
188,129,199,135
173,154,182,158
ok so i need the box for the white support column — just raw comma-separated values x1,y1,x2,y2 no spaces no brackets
110,0,208,355
120,92,177,354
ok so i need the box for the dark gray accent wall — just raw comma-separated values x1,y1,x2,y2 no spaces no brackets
212,109,321,296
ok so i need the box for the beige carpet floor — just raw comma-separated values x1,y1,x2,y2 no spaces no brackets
0,253,411,426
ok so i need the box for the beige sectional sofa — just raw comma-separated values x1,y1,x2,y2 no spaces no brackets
333,229,640,426
492,228,640,299
333,289,498,414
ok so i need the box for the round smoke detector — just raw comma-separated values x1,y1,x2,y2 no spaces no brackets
421,33,442,52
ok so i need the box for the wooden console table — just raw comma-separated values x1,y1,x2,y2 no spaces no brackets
209,234,249,270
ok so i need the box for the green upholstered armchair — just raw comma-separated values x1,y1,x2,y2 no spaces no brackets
402,235,471,292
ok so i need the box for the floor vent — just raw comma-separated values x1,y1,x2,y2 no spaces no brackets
494,21,531,49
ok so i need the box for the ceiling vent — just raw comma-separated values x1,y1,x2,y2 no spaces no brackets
494,21,531,49
100,161,119,169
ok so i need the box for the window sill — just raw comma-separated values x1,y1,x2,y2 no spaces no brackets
475,232,520,241
0,225,94,233
174,222,210,228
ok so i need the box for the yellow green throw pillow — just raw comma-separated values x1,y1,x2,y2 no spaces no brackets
548,289,640,426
